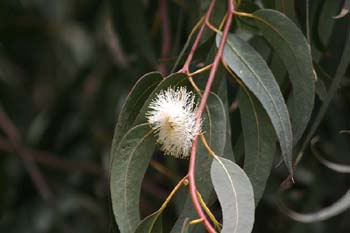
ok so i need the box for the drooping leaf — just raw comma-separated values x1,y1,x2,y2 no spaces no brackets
217,78,235,161
253,9,315,143
280,188,350,223
238,89,276,205
211,156,255,233
218,33,293,176
110,124,156,233
111,72,162,160
134,211,163,233
171,93,227,233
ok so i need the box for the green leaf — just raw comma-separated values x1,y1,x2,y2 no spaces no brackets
171,93,227,233
110,124,156,233
134,211,163,233
217,78,235,161
218,33,293,176
211,156,255,233
238,89,276,205
253,9,315,143
111,72,162,159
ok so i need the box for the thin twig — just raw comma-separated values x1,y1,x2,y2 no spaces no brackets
159,0,171,76
0,137,105,177
196,191,222,230
178,0,216,74
189,218,205,225
186,0,235,232
0,106,55,205
187,64,213,77
149,160,180,180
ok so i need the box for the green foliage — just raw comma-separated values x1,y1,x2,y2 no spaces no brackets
238,90,276,205
110,124,156,233
0,0,349,233
112,72,162,154
134,211,163,233
211,156,255,233
252,9,315,143
218,33,293,176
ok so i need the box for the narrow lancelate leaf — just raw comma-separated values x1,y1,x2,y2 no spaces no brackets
253,9,315,143
218,33,293,176
280,188,350,222
134,211,163,233
110,124,156,233
217,78,235,161
238,89,276,205
171,93,227,233
111,72,162,161
211,156,255,233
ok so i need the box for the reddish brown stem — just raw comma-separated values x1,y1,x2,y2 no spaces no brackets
0,137,105,177
0,106,55,205
186,1,235,232
159,0,171,76
179,0,217,74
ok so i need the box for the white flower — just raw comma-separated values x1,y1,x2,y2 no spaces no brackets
146,86,200,158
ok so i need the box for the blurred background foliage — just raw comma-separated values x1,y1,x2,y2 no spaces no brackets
0,0,349,233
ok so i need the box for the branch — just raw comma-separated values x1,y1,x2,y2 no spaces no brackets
178,0,216,74
159,0,171,75
186,0,235,232
0,137,105,177
0,106,55,205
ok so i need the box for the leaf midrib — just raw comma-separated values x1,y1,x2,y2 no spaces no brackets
225,37,291,164
121,127,153,232
253,11,314,140
215,158,239,233
253,11,312,83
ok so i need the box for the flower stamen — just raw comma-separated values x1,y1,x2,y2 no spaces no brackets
146,86,201,158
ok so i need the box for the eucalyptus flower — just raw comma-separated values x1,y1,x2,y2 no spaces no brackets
146,86,200,158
